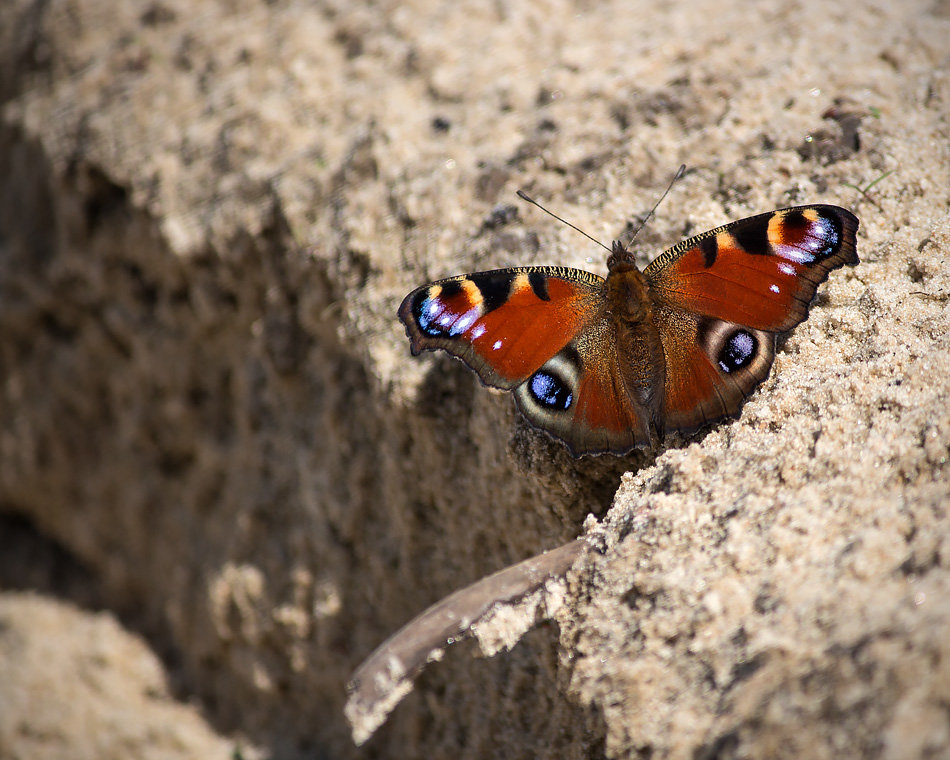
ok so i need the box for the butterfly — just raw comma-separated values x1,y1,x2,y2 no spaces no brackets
398,204,859,456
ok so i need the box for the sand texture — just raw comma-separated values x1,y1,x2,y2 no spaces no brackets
1,0,948,757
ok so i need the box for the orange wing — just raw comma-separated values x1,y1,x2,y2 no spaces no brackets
399,267,603,389
400,267,656,455
646,206,858,432
511,319,655,455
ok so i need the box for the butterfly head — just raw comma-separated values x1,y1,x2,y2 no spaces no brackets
606,239,638,272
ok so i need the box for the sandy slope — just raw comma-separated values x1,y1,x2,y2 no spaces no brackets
1,0,948,757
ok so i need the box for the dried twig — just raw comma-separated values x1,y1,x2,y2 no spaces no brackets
345,538,588,745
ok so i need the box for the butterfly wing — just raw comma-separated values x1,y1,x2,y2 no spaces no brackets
644,205,859,432
399,266,605,389
511,316,656,454
399,266,655,454
650,306,777,432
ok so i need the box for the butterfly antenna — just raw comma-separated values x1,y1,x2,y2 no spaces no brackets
516,190,613,254
517,164,686,253
628,164,686,245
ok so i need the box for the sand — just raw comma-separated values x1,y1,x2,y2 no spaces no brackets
1,0,948,757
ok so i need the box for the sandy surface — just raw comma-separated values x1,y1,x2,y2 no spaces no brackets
0,0,948,757
0,591,254,760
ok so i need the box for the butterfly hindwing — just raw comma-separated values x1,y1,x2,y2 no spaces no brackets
645,205,858,431
512,317,655,455
652,306,776,432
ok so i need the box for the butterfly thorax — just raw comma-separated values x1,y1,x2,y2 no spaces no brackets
604,253,667,435
604,253,653,323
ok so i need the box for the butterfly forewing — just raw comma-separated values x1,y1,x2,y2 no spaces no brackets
398,266,604,390
645,205,859,332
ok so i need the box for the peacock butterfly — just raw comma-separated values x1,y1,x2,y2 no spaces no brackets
398,201,859,456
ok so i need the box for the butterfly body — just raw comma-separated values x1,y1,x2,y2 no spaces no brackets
399,205,859,456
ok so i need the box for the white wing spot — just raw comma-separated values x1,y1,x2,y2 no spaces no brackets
450,307,480,335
